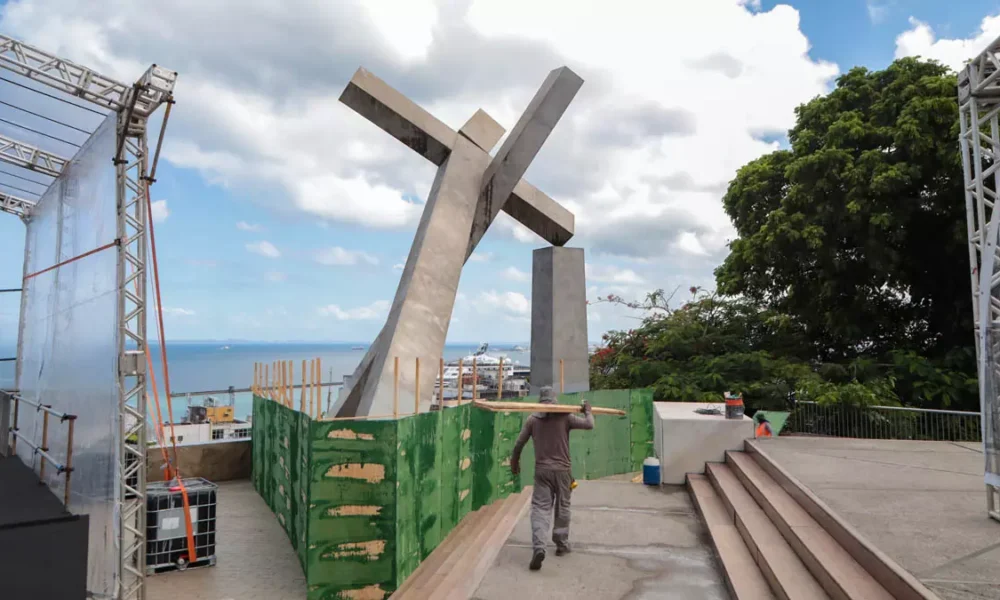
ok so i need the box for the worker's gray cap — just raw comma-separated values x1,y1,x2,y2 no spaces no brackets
539,386,555,404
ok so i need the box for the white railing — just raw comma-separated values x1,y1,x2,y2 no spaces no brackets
787,400,981,442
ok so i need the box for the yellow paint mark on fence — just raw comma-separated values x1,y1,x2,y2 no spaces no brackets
460,457,471,470
325,463,386,483
462,429,471,441
324,539,386,560
501,458,511,467
336,584,387,600
327,429,375,441
459,489,470,501
328,505,382,517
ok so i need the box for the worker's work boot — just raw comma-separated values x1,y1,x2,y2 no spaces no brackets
529,549,545,571
555,544,571,557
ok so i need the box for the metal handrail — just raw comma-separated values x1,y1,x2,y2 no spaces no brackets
10,429,67,473
7,392,73,420
788,400,982,442
3,390,77,507
794,400,978,417
168,381,343,398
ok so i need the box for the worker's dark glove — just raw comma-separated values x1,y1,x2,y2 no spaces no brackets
582,400,592,414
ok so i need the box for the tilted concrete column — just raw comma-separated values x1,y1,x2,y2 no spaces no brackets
531,247,589,395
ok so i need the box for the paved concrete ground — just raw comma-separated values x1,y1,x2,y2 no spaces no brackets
473,478,730,600
759,437,1000,600
147,480,306,600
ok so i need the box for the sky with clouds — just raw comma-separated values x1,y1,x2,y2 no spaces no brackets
0,0,998,344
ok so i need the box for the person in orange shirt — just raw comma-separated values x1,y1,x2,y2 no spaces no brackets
755,414,773,438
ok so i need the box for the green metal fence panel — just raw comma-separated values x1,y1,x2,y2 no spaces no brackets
307,418,397,599
251,388,652,600
469,403,498,510
629,388,655,470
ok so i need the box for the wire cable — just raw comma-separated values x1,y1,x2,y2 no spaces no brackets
0,75,108,116
0,117,81,148
0,167,51,187
0,180,42,197
0,100,94,135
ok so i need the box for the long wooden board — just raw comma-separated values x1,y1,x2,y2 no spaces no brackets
473,399,626,416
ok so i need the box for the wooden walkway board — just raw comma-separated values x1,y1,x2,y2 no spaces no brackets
393,488,532,599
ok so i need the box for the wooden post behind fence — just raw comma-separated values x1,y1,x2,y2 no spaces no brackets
393,356,399,418
498,357,504,400
439,358,444,409
287,361,294,406
457,359,464,405
309,359,315,417
279,361,285,405
301,360,306,413
415,357,421,415
316,358,322,419
472,358,478,401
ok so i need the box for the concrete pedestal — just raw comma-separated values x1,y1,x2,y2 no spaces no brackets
530,247,589,395
653,402,753,484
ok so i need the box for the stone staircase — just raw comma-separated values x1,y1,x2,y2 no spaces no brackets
392,488,532,599
688,441,939,600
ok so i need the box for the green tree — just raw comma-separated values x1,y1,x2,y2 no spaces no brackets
716,58,969,364
592,58,979,412
590,289,843,410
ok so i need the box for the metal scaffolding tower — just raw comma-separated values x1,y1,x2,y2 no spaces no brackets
0,33,176,599
958,33,1000,523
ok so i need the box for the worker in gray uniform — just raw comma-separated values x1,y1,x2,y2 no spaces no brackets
510,386,594,571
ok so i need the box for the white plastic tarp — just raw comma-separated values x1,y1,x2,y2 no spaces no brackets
16,113,119,598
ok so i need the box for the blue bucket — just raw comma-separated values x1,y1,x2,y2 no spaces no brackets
642,457,661,486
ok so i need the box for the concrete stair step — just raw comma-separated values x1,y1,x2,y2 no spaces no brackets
726,451,894,600
706,463,829,600
688,473,776,600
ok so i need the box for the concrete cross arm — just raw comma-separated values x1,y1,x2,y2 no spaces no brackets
339,67,575,246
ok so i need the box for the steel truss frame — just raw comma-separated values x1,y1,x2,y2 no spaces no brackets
958,36,1000,522
0,190,34,219
0,132,67,177
0,33,175,600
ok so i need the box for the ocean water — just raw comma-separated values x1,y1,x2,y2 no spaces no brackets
0,341,530,422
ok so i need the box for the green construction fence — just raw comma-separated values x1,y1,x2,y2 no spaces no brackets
251,388,653,600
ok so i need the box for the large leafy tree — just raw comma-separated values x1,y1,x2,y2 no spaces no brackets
592,59,979,411
716,58,968,362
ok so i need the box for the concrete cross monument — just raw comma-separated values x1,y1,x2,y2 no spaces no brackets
332,66,590,418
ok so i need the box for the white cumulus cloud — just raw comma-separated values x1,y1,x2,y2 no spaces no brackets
586,263,646,285
0,0,843,338
246,240,280,258
265,271,287,282
318,300,390,320
163,307,195,316
502,266,529,282
151,199,169,223
237,221,262,231
478,290,530,319
315,246,379,266
895,14,1000,70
